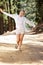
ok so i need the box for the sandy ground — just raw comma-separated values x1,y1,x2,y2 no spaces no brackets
0,31,43,65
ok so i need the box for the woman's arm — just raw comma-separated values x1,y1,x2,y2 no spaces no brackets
24,17,35,27
0,9,15,19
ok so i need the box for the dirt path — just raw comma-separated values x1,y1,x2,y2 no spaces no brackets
0,32,43,65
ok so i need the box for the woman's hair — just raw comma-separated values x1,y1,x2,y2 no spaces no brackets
20,9,25,12
17,9,25,14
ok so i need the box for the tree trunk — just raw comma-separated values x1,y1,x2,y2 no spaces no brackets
8,0,13,31
0,13,4,34
36,0,43,23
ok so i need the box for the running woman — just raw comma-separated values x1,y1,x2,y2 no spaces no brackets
0,9,35,51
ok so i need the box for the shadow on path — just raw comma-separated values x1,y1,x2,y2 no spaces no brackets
0,43,43,64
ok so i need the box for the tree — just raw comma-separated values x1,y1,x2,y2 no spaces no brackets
0,0,43,34
0,0,4,34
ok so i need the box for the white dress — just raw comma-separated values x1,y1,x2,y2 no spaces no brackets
2,12,35,34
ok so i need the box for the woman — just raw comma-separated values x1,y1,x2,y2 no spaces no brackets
0,9,35,51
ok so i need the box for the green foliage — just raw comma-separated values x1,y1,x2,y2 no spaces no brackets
0,0,37,22
20,0,36,22
0,0,43,31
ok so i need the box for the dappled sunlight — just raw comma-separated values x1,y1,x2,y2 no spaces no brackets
0,62,42,65
0,34,43,65
0,34,43,45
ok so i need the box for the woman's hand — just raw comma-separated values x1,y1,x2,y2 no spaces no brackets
0,8,3,13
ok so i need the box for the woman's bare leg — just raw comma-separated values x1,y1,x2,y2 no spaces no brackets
18,34,24,50
16,34,20,48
